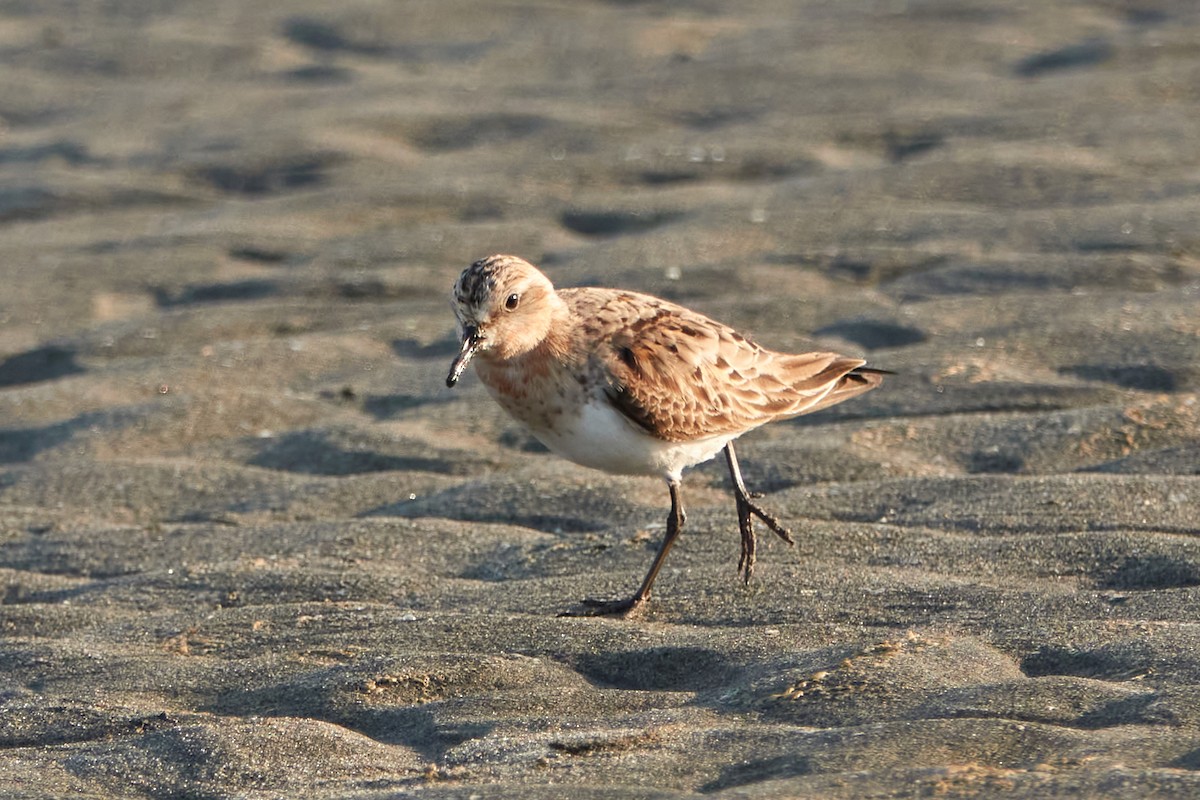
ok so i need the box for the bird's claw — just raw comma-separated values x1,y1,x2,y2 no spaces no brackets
559,596,648,618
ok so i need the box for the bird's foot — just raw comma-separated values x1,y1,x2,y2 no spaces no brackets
734,491,794,584
559,595,648,618
744,494,793,545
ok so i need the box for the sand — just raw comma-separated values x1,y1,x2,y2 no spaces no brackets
1,1,1199,797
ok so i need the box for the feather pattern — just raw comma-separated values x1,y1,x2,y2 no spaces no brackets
560,287,879,442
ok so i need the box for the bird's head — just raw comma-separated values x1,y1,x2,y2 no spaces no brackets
446,254,560,387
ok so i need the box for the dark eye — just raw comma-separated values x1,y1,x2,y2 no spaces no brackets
504,293,520,311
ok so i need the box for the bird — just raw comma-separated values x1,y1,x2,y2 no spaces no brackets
445,254,887,615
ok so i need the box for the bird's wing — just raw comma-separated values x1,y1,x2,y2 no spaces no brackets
569,290,875,443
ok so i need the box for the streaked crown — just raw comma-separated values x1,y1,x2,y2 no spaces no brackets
449,254,561,360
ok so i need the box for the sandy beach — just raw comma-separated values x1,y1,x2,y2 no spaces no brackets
1,1,1199,796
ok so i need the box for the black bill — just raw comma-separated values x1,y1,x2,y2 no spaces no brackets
446,326,483,387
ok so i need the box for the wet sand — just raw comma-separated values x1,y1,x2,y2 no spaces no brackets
1,1,1199,797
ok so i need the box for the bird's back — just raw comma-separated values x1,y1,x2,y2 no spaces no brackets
558,287,883,443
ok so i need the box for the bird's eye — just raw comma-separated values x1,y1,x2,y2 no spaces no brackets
504,293,520,311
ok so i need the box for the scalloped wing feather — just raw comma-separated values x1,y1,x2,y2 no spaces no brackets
566,289,875,443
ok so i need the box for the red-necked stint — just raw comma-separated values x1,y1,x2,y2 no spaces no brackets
446,254,887,616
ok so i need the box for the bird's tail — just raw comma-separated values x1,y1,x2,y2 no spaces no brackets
801,364,890,415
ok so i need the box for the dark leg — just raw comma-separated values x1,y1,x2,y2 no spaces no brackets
565,480,686,617
724,442,794,584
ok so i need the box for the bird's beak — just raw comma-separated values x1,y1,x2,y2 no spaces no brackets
446,326,483,388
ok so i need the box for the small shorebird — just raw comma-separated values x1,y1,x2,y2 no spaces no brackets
446,255,886,615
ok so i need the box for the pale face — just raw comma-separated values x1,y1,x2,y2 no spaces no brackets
446,255,558,387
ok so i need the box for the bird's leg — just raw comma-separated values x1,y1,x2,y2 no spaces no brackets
567,480,685,617
724,442,793,584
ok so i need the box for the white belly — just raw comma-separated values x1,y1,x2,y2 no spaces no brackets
530,398,737,481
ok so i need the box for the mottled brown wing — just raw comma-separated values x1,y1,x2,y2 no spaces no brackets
581,290,876,443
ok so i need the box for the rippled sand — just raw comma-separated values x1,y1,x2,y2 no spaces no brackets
1,2,1199,797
